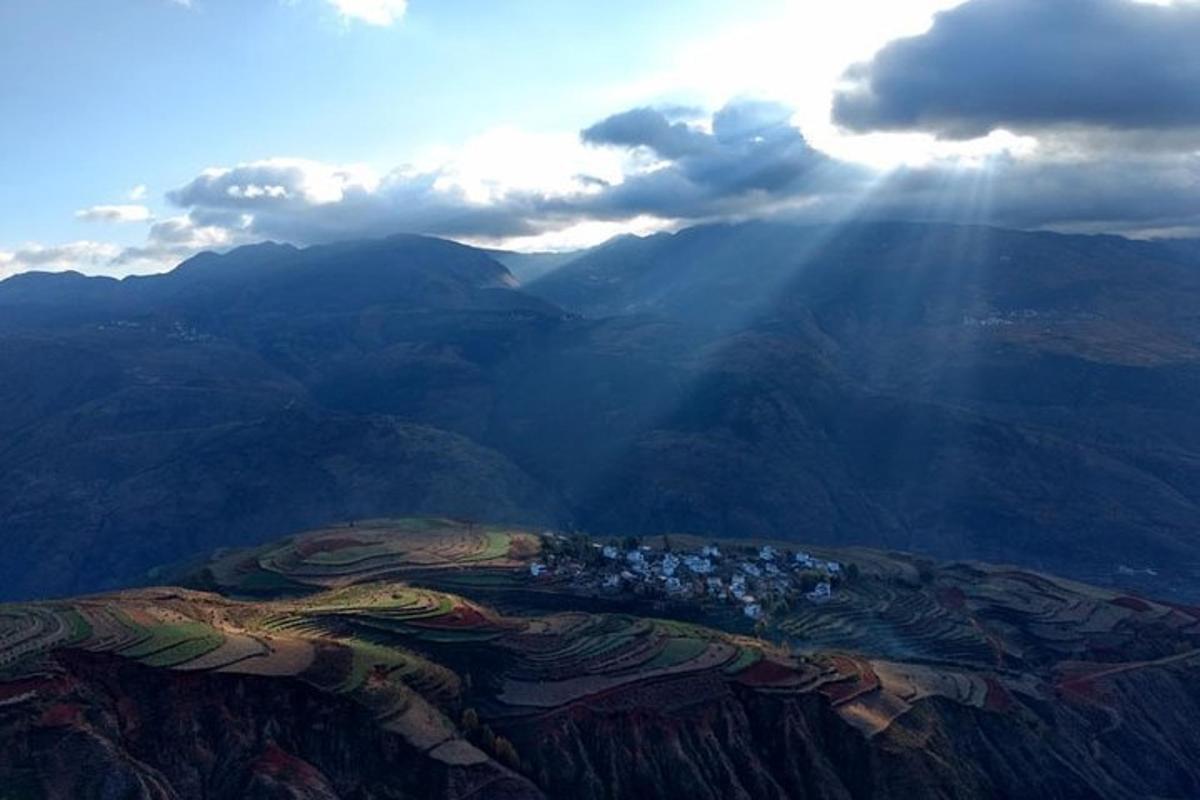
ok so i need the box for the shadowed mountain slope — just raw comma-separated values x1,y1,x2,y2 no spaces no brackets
1,223,1199,600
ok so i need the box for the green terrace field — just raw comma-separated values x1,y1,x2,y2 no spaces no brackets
197,518,541,597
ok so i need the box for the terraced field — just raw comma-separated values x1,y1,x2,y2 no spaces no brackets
778,578,997,665
202,518,539,595
3,519,1200,796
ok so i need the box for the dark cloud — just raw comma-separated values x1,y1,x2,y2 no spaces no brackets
833,0,1200,139
167,159,543,245
857,151,1200,235
575,100,869,220
154,100,1200,264
582,107,709,159
158,103,866,251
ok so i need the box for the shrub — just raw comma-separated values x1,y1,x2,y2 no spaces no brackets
494,736,521,770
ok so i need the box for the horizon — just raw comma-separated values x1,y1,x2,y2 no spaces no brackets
5,216,1197,285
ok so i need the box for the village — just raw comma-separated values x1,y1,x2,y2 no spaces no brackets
531,534,851,621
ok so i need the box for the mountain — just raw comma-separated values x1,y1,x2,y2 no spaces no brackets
524,222,1200,594
1,222,1199,601
1,519,1199,799
0,236,566,600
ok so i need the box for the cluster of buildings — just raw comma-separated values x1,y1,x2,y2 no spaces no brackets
94,319,213,343
529,540,844,621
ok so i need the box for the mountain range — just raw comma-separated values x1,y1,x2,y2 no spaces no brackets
2,222,1199,601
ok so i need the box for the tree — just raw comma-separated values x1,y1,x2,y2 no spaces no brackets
846,563,861,581
461,707,480,733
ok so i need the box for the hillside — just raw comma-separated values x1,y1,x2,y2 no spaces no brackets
1,519,1198,799
0,236,567,599
2,223,1200,601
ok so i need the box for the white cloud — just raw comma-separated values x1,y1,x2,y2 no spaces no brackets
327,0,407,26
419,125,629,203
0,241,123,278
75,204,154,223
177,158,380,207
112,214,246,273
129,184,148,201
488,215,676,254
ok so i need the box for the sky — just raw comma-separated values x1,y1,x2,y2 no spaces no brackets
2,0,1200,278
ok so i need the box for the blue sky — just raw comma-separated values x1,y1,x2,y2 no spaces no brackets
4,0,1200,277
2,0,749,244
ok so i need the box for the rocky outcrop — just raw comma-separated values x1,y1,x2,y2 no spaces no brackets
503,668,1200,800
0,651,540,800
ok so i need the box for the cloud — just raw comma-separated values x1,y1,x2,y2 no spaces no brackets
10,94,1200,282
577,100,1200,237
153,102,856,255
74,204,153,223
582,107,710,159
0,241,123,278
112,215,243,272
169,158,380,208
129,184,148,201
327,0,407,26
168,157,542,244
573,100,868,221
833,0,1200,139
857,150,1200,236
144,99,1200,262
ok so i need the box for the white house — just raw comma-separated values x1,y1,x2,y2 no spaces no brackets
759,545,778,562
601,545,619,560
743,603,763,620
806,581,832,602
529,562,547,577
